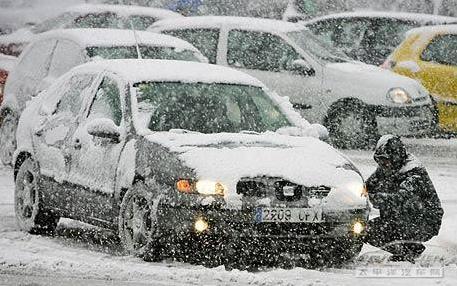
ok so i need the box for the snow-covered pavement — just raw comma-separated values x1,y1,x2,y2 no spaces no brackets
0,138,456,285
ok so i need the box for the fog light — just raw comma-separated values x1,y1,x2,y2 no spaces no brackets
352,221,364,235
194,218,209,233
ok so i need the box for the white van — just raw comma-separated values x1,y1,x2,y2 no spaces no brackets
150,16,437,149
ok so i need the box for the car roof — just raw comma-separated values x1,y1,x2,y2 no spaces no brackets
33,28,200,52
151,16,306,33
64,4,182,19
72,59,266,87
406,24,457,37
303,11,457,25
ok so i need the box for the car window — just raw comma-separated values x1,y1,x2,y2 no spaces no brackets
421,34,457,66
16,39,56,81
71,12,123,29
48,40,85,78
135,82,290,133
162,29,219,64
126,15,157,30
86,45,201,62
88,77,123,126
227,30,300,72
55,73,96,115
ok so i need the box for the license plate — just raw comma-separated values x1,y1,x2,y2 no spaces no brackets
255,208,323,223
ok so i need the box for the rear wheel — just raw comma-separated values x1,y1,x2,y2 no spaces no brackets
0,112,17,165
15,158,58,234
326,101,379,149
118,182,162,261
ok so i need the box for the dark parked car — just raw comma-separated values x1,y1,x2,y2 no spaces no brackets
14,59,368,268
303,12,457,65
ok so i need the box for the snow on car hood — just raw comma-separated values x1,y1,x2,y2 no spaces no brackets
324,62,430,106
145,131,366,209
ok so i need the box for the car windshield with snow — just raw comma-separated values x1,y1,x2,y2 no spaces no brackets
0,28,206,165
150,16,438,150
14,59,368,268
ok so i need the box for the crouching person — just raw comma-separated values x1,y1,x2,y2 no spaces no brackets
365,135,443,262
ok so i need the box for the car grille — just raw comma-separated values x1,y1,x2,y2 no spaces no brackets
236,177,331,202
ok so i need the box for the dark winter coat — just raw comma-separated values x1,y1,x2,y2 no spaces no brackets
366,154,443,240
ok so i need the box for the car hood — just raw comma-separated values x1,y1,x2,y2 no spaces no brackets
144,131,366,209
324,62,430,106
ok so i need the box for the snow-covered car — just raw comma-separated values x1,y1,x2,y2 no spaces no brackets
0,28,206,165
150,16,437,149
14,59,368,267
302,11,457,65
0,4,183,57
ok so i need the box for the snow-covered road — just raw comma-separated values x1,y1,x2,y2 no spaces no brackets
0,138,456,285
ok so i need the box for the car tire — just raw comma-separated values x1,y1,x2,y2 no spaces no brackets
14,157,59,234
0,112,18,165
118,181,162,261
326,101,379,149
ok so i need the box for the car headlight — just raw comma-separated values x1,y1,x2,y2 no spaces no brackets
176,179,226,196
387,88,412,104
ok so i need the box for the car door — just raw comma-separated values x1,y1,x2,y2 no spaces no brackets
66,73,127,197
223,29,323,123
33,72,98,182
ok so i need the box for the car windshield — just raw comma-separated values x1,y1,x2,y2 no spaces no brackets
86,45,201,62
134,82,291,134
287,29,352,63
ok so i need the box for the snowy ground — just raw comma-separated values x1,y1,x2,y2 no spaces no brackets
0,138,456,285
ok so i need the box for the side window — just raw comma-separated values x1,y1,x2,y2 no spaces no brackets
88,77,122,126
421,34,457,66
227,30,300,72
16,39,56,81
126,15,157,30
48,40,85,78
55,74,96,115
163,29,219,64
72,12,123,29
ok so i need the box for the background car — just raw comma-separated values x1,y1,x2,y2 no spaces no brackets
151,16,437,149
14,59,367,268
384,25,457,132
302,11,457,65
0,28,206,165
0,4,183,57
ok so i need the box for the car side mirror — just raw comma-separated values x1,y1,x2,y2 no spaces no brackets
289,59,315,76
86,118,121,143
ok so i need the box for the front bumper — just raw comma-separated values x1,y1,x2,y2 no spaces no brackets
370,104,436,136
157,204,369,242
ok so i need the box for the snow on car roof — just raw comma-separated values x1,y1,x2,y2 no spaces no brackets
151,16,306,33
64,4,182,19
406,24,457,36
304,11,457,25
34,29,200,52
72,59,265,87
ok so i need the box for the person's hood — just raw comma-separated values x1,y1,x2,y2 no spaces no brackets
144,131,366,209
324,62,431,106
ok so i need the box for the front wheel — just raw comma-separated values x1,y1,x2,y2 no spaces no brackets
0,112,18,165
15,157,58,234
326,102,379,149
118,182,162,261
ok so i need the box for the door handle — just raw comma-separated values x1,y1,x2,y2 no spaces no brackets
73,138,81,149
292,103,312,110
